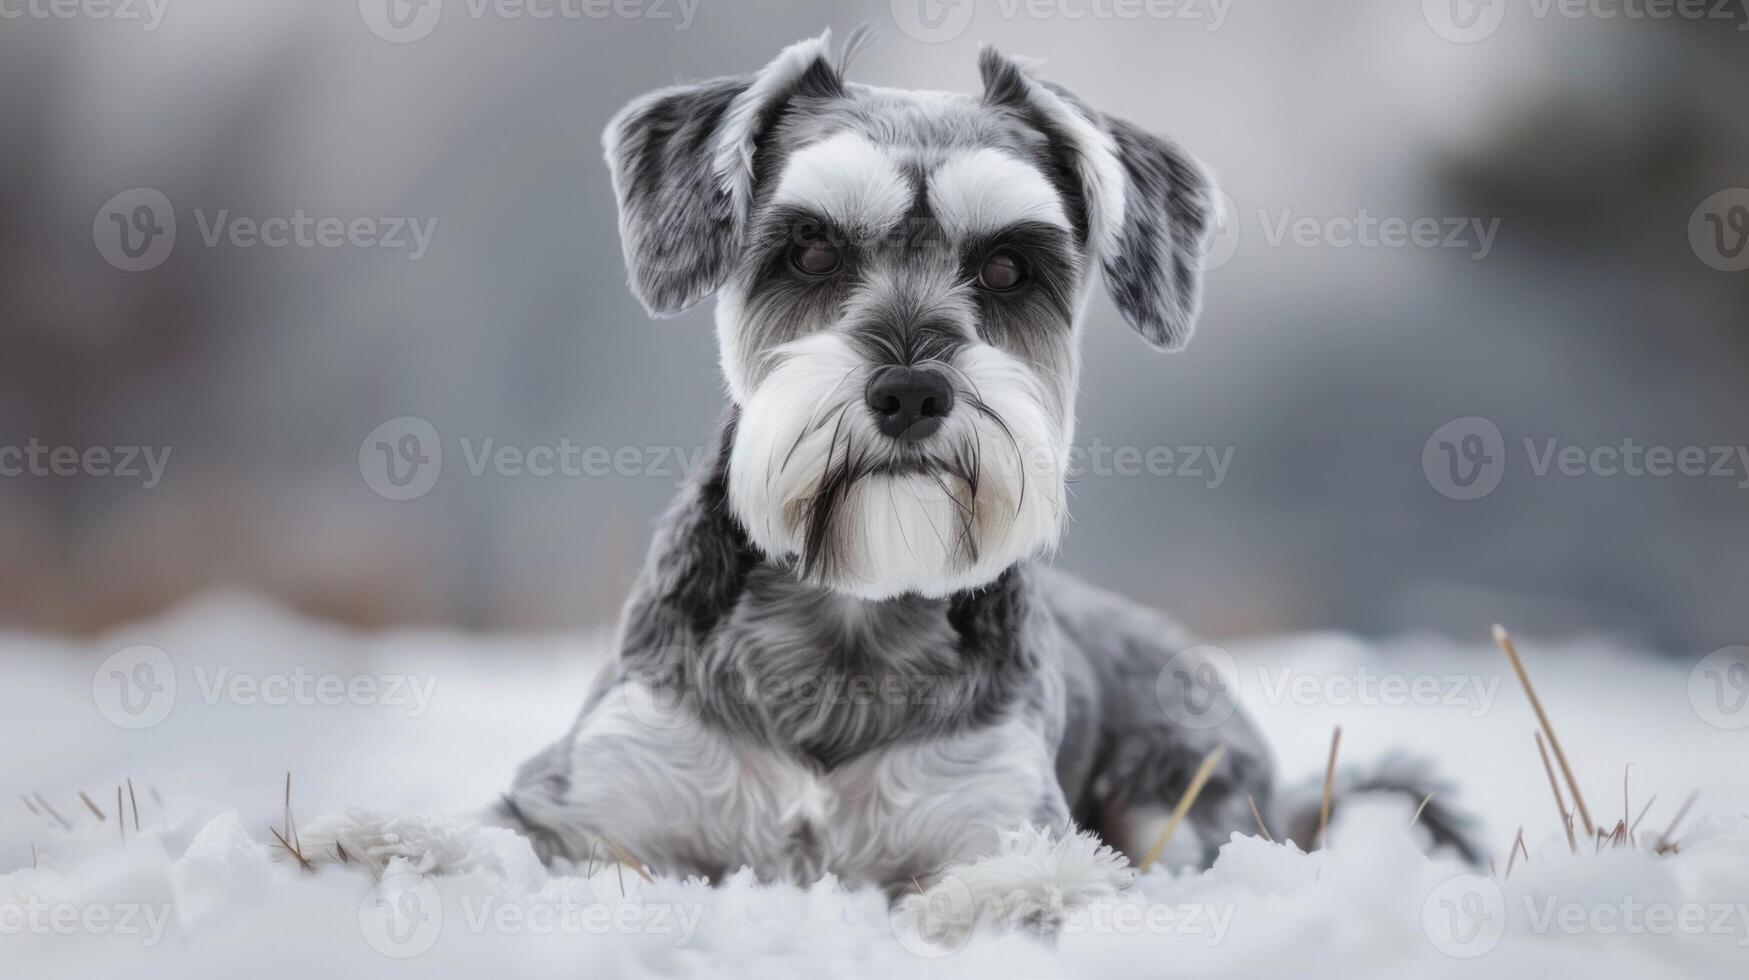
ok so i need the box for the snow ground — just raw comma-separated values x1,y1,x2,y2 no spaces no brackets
4,592,1747,978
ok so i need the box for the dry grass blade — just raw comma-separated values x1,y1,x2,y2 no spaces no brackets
1622,764,1634,842
1535,732,1578,854
22,795,41,817
1248,793,1274,843
1505,827,1527,878
1495,625,1595,836
1629,794,1658,847
79,791,106,821
127,778,140,833
597,834,656,884
269,826,314,872
1408,792,1437,830
117,786,125,844
1317,726,1342,849
270,770,315,872
32,794,71,831
1654,791,1698,855
283,772,298,855
1138,744,1226,873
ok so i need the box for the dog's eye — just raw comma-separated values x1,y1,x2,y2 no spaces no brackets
790,238,842,277
977,249,1027,292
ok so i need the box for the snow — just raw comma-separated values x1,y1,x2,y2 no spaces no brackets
5,592,1747,977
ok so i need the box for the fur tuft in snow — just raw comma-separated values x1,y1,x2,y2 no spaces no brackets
893,826,1133,951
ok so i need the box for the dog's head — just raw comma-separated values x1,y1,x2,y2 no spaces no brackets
605,32,1216,599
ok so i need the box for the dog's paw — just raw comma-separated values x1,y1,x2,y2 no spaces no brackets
296,808,542,884
294,808,470,874
892,826,1132,952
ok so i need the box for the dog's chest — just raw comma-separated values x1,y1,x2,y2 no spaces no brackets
564,679,1055,887
704,566,972,765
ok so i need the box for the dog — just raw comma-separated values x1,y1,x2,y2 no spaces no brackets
476,30,1475,921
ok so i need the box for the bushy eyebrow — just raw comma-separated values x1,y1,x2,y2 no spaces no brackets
927,149,1070,243
769,131,912,235
746,204,866,259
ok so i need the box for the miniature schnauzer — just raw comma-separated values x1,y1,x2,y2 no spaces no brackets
485,31,1474,915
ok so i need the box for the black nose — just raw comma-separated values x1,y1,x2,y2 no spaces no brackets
865,367,955,441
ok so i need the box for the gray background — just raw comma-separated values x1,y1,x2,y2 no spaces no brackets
2,0,1745,652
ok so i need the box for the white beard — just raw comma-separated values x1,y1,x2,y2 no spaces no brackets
728,331,1068,599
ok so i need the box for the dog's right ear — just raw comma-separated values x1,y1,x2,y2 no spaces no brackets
603,32,844,317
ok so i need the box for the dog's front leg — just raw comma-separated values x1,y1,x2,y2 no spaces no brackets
494,416,775,876
866,720,1130,949
893,820,1134,951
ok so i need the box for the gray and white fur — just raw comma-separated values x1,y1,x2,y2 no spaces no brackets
497,31,1477,896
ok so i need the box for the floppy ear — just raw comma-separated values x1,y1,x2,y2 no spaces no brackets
603,32,845,317
979,47,1217,351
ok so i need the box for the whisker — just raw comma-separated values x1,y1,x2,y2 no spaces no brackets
926,469,978,562
884,481,920,561
967,396,1027,519
931,471,977,522
908,473,957,558
778,370,860,479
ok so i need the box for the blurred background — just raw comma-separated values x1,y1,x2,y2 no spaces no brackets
2,0,1745,652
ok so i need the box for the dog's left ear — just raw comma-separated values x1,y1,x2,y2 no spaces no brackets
980,47,1217,351
603,32,846,317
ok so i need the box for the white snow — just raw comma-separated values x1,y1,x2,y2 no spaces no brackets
5,593,1747,977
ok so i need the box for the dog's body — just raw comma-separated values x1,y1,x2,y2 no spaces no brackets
501,417,1267,888
490,32,1472,904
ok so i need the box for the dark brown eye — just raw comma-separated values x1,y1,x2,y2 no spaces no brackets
977,249,1026,291
791,238,842,277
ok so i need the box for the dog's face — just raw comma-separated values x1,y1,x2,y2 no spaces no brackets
605,33,1216,599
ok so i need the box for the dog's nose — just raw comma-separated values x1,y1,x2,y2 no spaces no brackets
866,367,955,441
